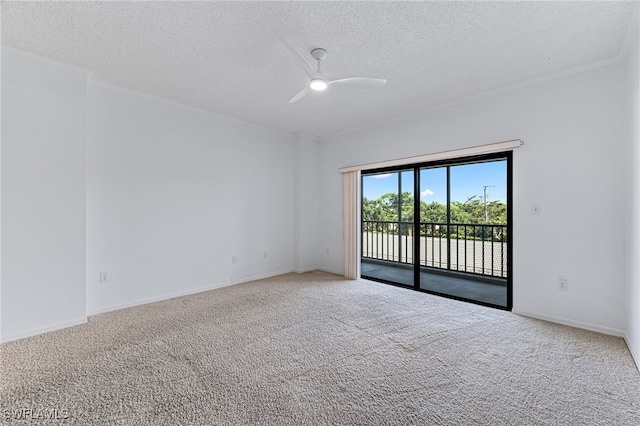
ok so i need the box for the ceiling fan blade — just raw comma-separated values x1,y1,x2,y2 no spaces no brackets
289,86,311,104
328,77,387,89
277,36,315,79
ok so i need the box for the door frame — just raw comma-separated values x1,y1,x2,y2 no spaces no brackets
360,151,513,310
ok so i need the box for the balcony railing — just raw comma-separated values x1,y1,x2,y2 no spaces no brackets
362,220,507,278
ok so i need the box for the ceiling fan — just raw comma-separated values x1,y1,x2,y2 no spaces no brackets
277,36,387,104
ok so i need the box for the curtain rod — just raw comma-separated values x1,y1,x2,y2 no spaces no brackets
339,139,523,173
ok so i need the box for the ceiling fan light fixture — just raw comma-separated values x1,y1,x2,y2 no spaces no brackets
310,78,328,91
278,37,386,103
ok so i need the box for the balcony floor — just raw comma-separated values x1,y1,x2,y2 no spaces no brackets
361,259,508,308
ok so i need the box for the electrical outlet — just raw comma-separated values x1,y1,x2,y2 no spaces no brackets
558,279,568,292
99,272,109,283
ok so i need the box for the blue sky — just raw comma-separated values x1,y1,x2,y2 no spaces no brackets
363,160,507,204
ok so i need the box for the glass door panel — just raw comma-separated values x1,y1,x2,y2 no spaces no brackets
420,160,507,307
361,169,415,286
450,161,508,279
418,166,448,272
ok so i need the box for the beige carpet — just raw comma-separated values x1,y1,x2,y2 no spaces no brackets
1,271,639,425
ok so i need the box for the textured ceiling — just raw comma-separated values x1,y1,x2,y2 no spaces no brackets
1,1,637,137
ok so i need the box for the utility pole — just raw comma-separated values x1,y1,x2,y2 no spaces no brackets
483,185,495,223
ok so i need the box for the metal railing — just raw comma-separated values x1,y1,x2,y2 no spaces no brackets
362,220,507,278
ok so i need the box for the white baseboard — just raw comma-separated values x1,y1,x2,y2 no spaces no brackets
623,331,640,372
317,267,344,276
87,282,234,316
233,269,294,284
0,317,88,344
512,308,626,338
87,269,294,317
293,267,318,273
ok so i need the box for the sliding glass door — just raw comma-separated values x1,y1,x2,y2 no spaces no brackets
361,152,512,310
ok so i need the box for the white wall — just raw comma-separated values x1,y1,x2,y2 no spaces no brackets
318,62,629,336
1,49,298,340
86,80,295,314
293,134,320,273
624,10,640,368
1,50,88,341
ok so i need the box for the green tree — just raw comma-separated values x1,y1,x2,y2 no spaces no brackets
363,192,506,239
486,200,506,224
362,197,386,222
376,192,414,222
420,201,446,223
